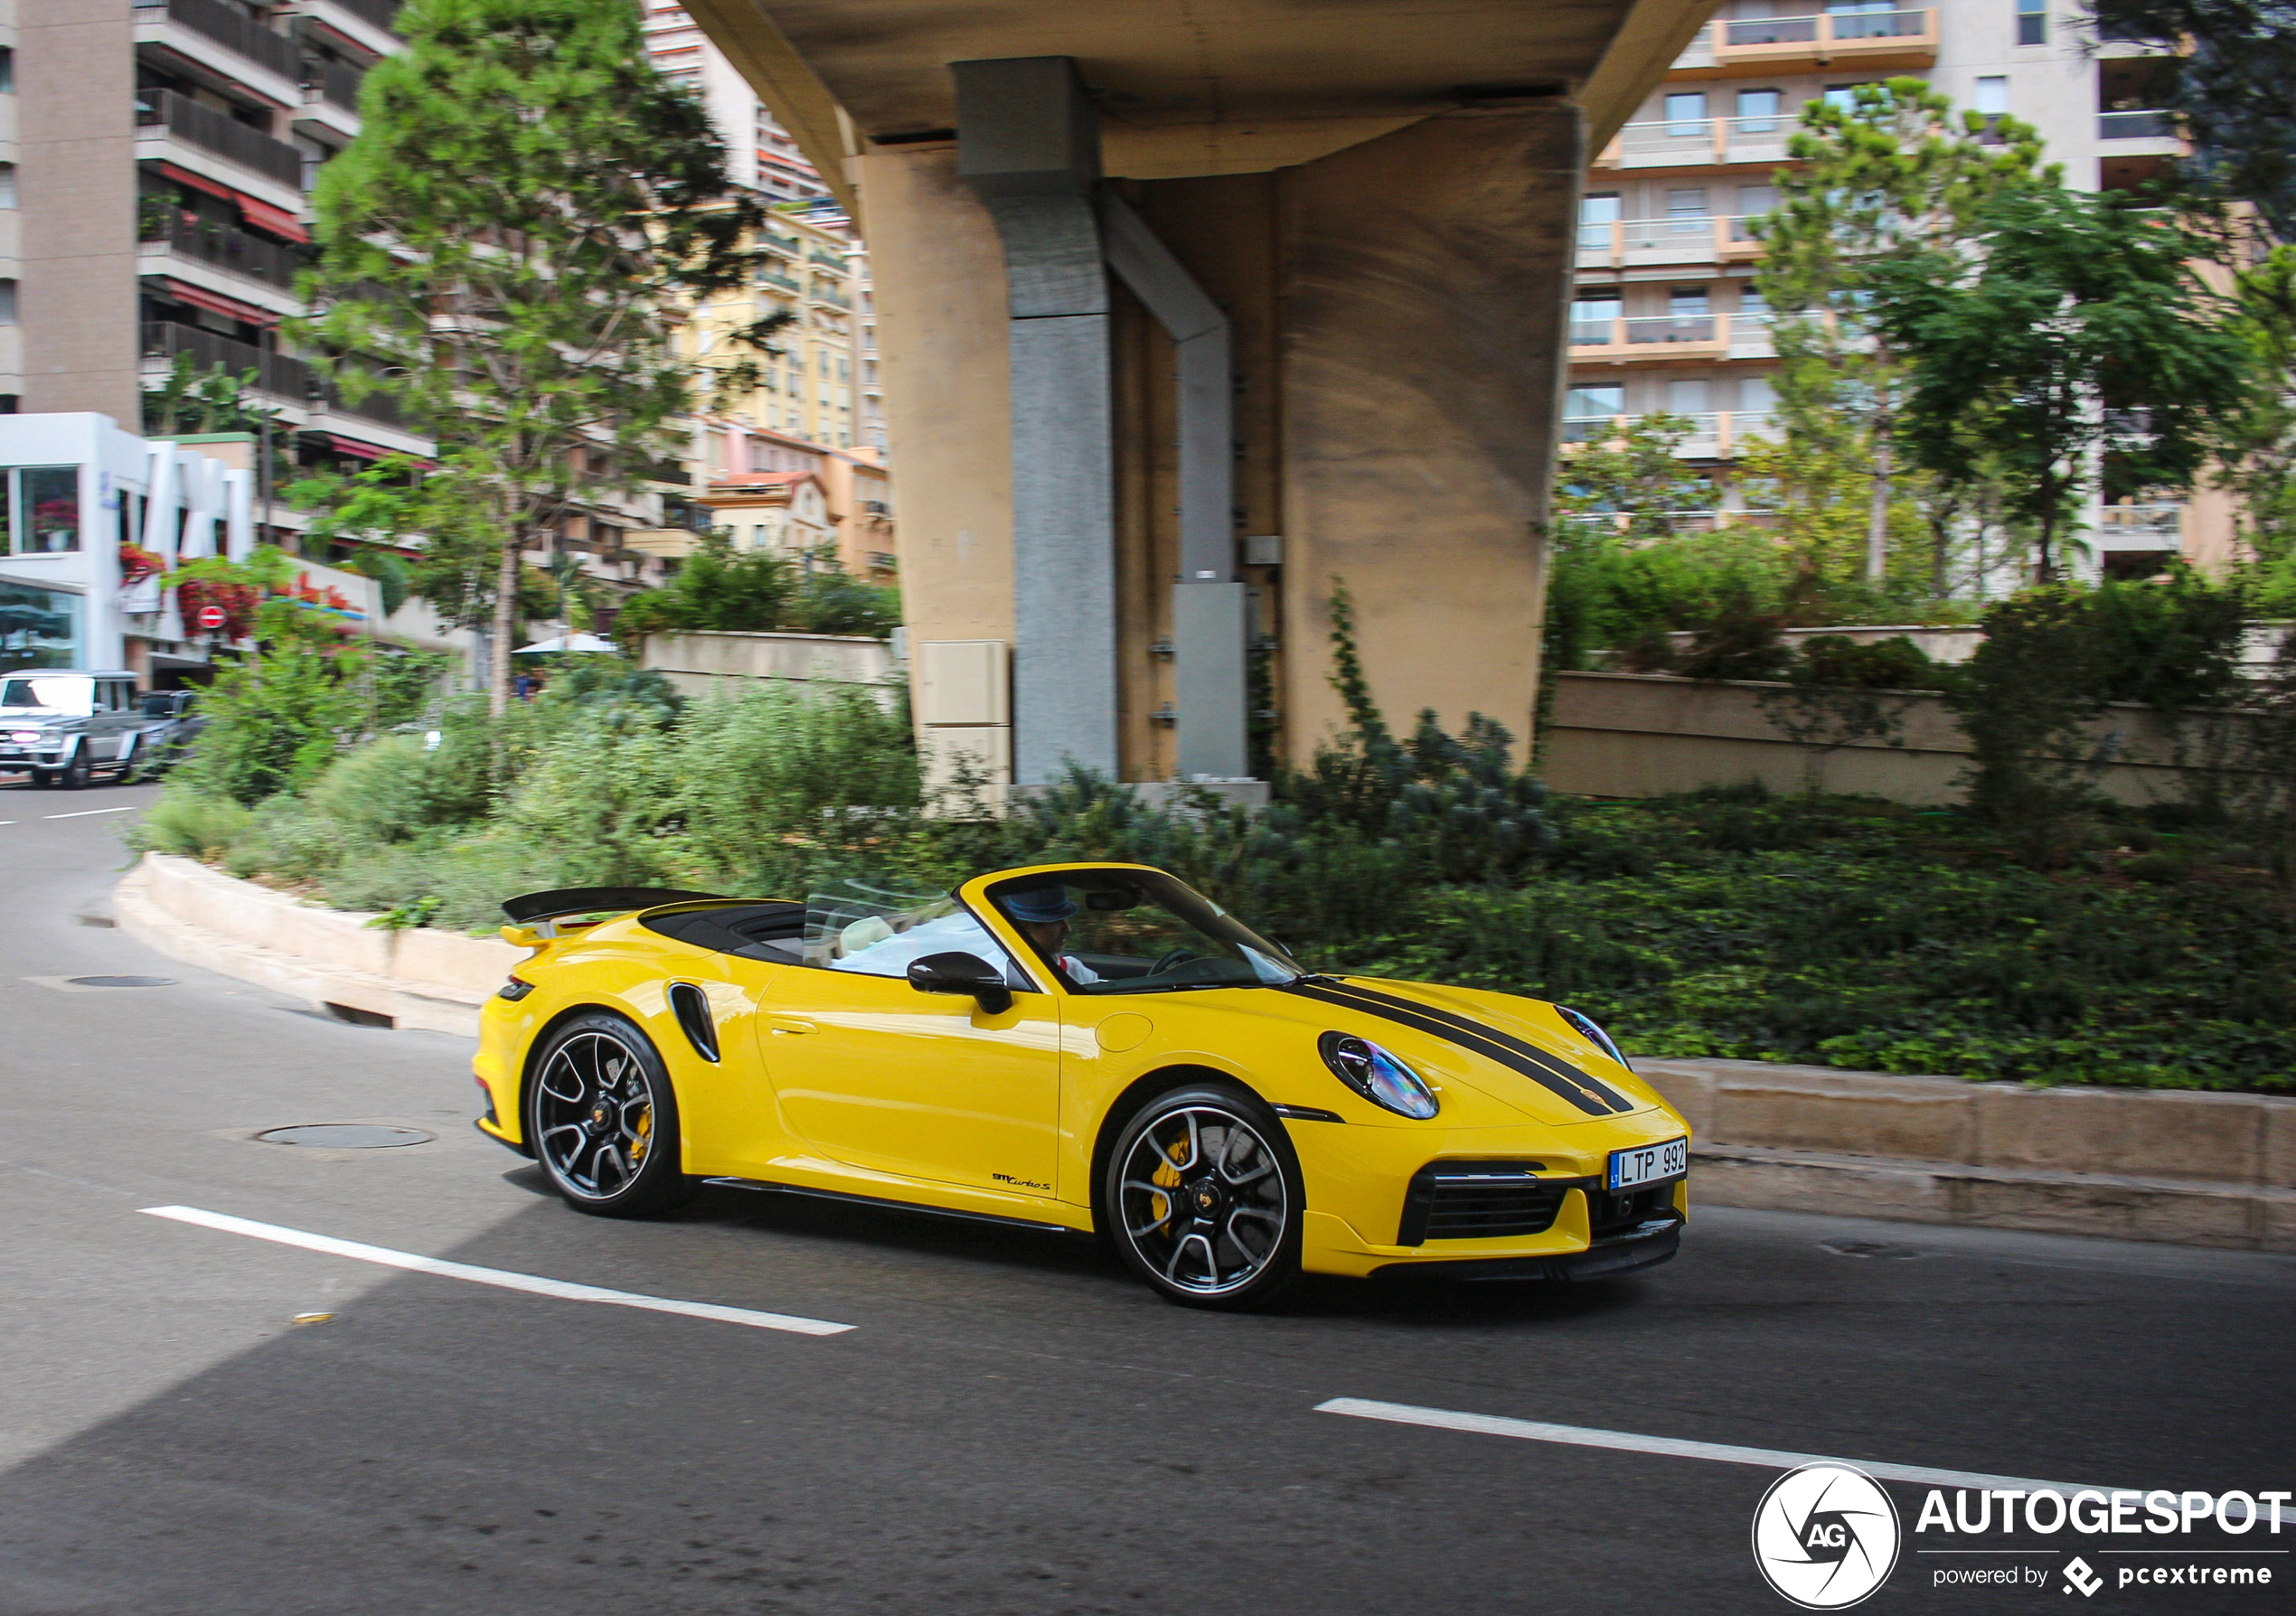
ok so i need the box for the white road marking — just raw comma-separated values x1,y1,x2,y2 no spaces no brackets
141,1206,854,1337
1314,1398,2129,1494
44,806,138,820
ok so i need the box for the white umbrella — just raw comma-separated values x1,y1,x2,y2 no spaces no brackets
513,633,620,654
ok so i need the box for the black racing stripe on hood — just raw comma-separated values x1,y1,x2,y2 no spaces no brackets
1322,980,1637,1113
1283,979,1632,1117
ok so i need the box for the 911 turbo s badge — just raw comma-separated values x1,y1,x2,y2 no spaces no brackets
1280,978,1634,1117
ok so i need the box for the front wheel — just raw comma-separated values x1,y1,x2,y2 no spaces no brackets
1105,1084,1303,1311
525,1012,693,1217
60,749,91,789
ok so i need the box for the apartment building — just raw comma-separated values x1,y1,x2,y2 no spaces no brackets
640,0,893,582
14,0,426,493
1569,0,2198,576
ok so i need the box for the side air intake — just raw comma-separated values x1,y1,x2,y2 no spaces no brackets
667,982,720,1063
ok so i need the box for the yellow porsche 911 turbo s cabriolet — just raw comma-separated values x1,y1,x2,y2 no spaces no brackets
473,862,1691,1309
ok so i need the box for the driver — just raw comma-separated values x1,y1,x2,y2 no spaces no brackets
1001,888,1101,985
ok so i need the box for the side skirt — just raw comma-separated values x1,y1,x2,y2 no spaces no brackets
704,1177,1096,1240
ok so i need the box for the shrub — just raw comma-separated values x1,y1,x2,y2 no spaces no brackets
132,784,252,859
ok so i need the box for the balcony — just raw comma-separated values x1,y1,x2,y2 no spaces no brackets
143,320,313,403
2095,503,2184,549
1576,214,1766,269
308,57,364,114
135,0,302,86
136,89,304,193
140,205,306,295
1598,117,1794,171
1562,410,1779,458
1667,9,1937,79
1567,312,1770,364
2099,109,2175,140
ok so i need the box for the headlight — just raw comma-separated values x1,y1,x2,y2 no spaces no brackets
1557,1005,1631,1071
1318,1031,1439,1119
8,731,38,744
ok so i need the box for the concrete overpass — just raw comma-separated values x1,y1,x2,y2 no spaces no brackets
682,0,1716,788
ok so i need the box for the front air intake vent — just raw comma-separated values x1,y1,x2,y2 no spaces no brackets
667,982,720,1063
1397,1160,1566,1246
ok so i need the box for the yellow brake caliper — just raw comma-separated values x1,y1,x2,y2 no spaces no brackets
1149,1138,1186,1227
629,1106,652,1165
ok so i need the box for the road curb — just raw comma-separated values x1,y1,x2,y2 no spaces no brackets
116,853,515,1038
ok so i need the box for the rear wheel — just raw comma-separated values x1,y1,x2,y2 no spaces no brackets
526,1012,692,1217
1105,1083,1303,1311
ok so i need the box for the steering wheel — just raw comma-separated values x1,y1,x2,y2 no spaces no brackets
1148,947,1200,977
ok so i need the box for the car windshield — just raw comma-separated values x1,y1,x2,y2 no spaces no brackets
0,677,91,715
984,869,1304,994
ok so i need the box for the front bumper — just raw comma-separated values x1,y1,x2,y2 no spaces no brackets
1284,1109,1692,1279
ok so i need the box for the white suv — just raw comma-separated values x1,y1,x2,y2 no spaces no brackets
0,671,150,788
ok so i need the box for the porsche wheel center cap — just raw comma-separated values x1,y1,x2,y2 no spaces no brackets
1188,1178,1224,1219
588,1103,612,1133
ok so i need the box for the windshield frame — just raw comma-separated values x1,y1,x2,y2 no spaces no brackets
980,867,1305,997
0,675,94,716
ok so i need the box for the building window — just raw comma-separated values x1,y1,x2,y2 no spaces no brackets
0,281,15,325
1736,89,1782,133
1578,192,1619,249
1571,291,1621,343
1670,286,1711,317
4,466,80,554
1565,385,1625,440
1822,83,1873,110
0,165,15,209
2017,0,2047,45
1668,187,1710,231
1668,380,1710,418
0,585,83,672
1974,75,2010,116
1665,91,1708,136
0,48,14,94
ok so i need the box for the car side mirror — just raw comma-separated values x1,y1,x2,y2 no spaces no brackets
907,951,1012,1015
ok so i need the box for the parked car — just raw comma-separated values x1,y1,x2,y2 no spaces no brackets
475,861,1691,1311
128,688,204,776
0,671,158,787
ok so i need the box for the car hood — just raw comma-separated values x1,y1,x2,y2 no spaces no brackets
1135,974,1667,1129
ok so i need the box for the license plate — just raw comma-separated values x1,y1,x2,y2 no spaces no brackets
1608,1137,1688,1189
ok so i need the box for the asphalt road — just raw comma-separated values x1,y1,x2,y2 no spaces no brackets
3,777,2291,1615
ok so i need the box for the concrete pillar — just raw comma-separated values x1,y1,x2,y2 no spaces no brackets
954,58,1118,783
19,0,138,420
1276,105,1582,760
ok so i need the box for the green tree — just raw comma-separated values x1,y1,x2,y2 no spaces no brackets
1876,188,2257,580
2220,246,2296,603
297,0,774,713
1753,80,2050,581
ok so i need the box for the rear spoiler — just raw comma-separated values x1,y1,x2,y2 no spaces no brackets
501,887,729,933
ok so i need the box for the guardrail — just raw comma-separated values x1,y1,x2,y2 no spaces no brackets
1669,8,1936,70
1562,410,1777,456
2099,109,2174,139
1576,213,1764,265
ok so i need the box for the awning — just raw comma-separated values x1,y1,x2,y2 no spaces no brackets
157,162,235,203
315,433,391,460
158,278,278,328
152,164,309,243
236,195,309,244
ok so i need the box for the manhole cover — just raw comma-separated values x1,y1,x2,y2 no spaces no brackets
67,975,176,988
257,1124,433,1150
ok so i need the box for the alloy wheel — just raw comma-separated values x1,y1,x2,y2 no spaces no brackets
534,1029,659,1200
1116,1104,1289,1297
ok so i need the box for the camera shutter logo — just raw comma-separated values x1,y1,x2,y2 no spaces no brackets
1751,1462,1901,1609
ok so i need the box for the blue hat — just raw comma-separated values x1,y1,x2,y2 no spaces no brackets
1003,887,1079,924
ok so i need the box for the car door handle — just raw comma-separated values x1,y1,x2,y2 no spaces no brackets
767,1018,816,1035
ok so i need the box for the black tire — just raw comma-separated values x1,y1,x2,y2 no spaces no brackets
1104,1081,1303,1311
30,770,56,788
60,749,90,790
525,1011,693,1217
